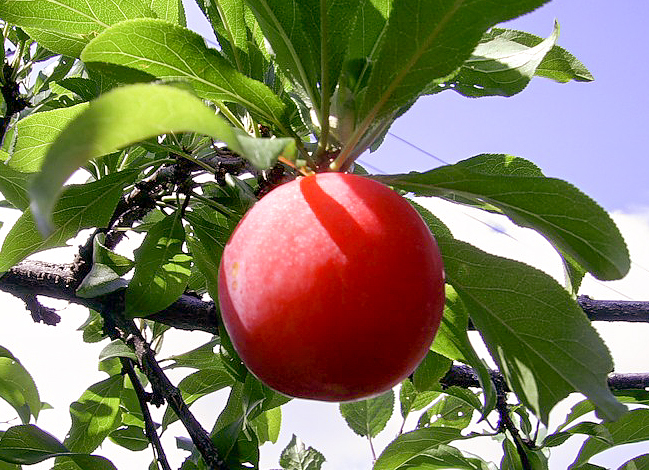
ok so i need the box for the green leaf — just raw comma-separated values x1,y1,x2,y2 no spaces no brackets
501,438,548,470
0,357,42,423
162,367,234,429
236,134,296,170
125,210,192,317
443,21,560,98
619,454,649,470
163,338,222,370
179,368,234,404
0,424,67,463
244,0,320,108
486,27,594,83
28,83,242,235
78,310,107,344
400,379,439,419
81,18,291,129
8,103,89,173
108,426,149,452
76,233,134,298
431,285,496,417
98,340,137,363
279,435,325,470
412,350,452,392
375,156,630,281
570,409,649,469
437,236,626,424
250,407,282,445
0,171,136,273
356,0,551,123
0,424,118,470
0,164,31,210
339,390,394,438
0,0,155,57
417,391,475,430
196,0,252,74
62,376,123,455
373,427,471,470
150,0,185,25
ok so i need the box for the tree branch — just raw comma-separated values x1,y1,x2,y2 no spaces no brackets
121,358,173,470
441,364,649,392
3,261,648,335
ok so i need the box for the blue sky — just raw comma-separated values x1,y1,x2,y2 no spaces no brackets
363,1,649,212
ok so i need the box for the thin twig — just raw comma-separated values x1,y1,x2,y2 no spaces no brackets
495,388,532,470
121,358,173,470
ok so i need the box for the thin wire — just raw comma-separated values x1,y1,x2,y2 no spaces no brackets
387,132,450,166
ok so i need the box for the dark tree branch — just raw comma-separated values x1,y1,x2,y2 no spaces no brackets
495,385,532,470
0,63,30,143
441,364,649,393
121,358,173,470
4,261,649,336
100,309,228,470
578,295,649,323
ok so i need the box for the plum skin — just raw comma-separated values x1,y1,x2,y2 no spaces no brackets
217,172,445,401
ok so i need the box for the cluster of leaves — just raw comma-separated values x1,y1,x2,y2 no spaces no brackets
0,0,645,469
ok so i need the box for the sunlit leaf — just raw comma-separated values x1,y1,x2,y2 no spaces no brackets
0,171,136,273
81,19,291,129
0,357,42,423
570,409,649,469
29,84,241,235
8,103,88,173
438,237,625,424
279,435,325,470
125,210,192,317
61,376,123,456
0,0,155,56
339,390,394,438
375,156,630,281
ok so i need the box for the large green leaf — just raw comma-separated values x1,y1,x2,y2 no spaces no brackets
356,0,550,124
28,83,241,235
570,409,649,469
0,171,136,273
0,164,31,211
9,103,89,173
0,424,117,470
339,390,394,439
432,286,496,417
375,155,630,281
61,376,124,456
485,27,594,84
244,0,320,107
81,18,291,129
438,236,626,424
124,210,192,317
0,357,41,424
373,427,476,470
195,0,252,74
441,20,560,98
0,0,154,56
